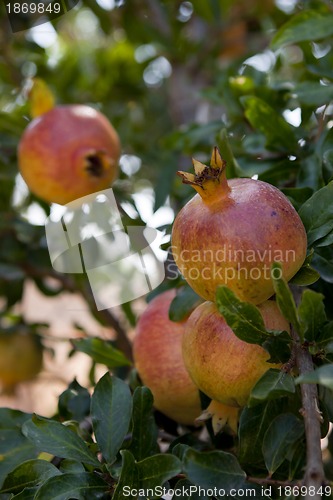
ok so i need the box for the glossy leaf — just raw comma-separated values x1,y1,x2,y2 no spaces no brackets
22,415,100,467
248,369,295,407
137,454,182,491
172,479,209,499
239,400,285,466
183,449,249,494
216,286,267,344
129,386,158,461
298,289,326,342
1,459,61,495
91,373,133,463
271,263,302,335
72,338,132,368
296,364,333,390
112,450,139,500
34,472,108,500
271,10,333,49
58,379,91,422
262,414,304,474
298,181,333,247
0,410,38,489
292,82,333,107
289,264,320,286
169,285,201,322
241,96,297,152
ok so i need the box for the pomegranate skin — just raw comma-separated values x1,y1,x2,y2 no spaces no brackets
182,300,289,408
133,289,201,426
172,150,307,305
18,105,120,205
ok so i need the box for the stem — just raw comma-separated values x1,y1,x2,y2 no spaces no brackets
291,326,326,498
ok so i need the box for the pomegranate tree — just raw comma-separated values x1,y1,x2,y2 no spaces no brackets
133,289,202,426
172,148,307,304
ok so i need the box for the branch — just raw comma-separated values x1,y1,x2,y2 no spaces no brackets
21,263,133,362
291,326,326,498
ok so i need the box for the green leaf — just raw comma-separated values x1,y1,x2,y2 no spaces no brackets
271,10,333,49
271,263,302,336
112,450,139,500
239,400,286,466
216,128,245,178
216,285,267,344
137,454,182,492
296,364,333,390
172,478,209,499
129,386,158,461
316,321,333,347
0,410,38,489
298,181,333,247
0,408,33,429
0,430,38,489
292,82,333,107
59,460,86,474
72,338,132,368
169,286,201,322
241,96,297,152
298,290,326,342
34,472,108,500
312,247,333,283
248,369,295,407
22,415,100,467
262,414,304,475
58,379,91,422
1,459,61,494
289,264,320,286
91,373,132,464
10,487,37,499
183,449,249,495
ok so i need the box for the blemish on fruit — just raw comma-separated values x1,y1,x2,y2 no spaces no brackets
271,210,277,216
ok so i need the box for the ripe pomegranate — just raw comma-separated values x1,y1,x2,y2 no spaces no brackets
182,299,289,428
0,331,43,392
18,105,121,205
133,289,202,426
171,148,307,304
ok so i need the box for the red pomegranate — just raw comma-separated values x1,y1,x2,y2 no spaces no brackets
172,148,307,304
133,289,202,426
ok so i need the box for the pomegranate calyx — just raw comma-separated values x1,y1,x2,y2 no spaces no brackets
177,147,229,200
195,400,240,434
83,149,113,178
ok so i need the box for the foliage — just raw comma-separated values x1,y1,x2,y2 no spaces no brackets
1,0,333,498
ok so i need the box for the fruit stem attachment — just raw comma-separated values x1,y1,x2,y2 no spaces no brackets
177,147,230,200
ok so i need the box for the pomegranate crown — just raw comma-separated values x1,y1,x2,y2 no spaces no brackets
177,147,229,199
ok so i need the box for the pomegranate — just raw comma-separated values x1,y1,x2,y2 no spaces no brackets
133,289,202,426
171,148,307,304
18,105,120,205
182,299,290,428
0,331,43,392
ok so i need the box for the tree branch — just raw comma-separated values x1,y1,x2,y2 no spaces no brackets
21,263,133,362
291,326,326,498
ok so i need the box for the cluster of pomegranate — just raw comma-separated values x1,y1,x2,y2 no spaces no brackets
134,147,307,432
18,85,307,431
